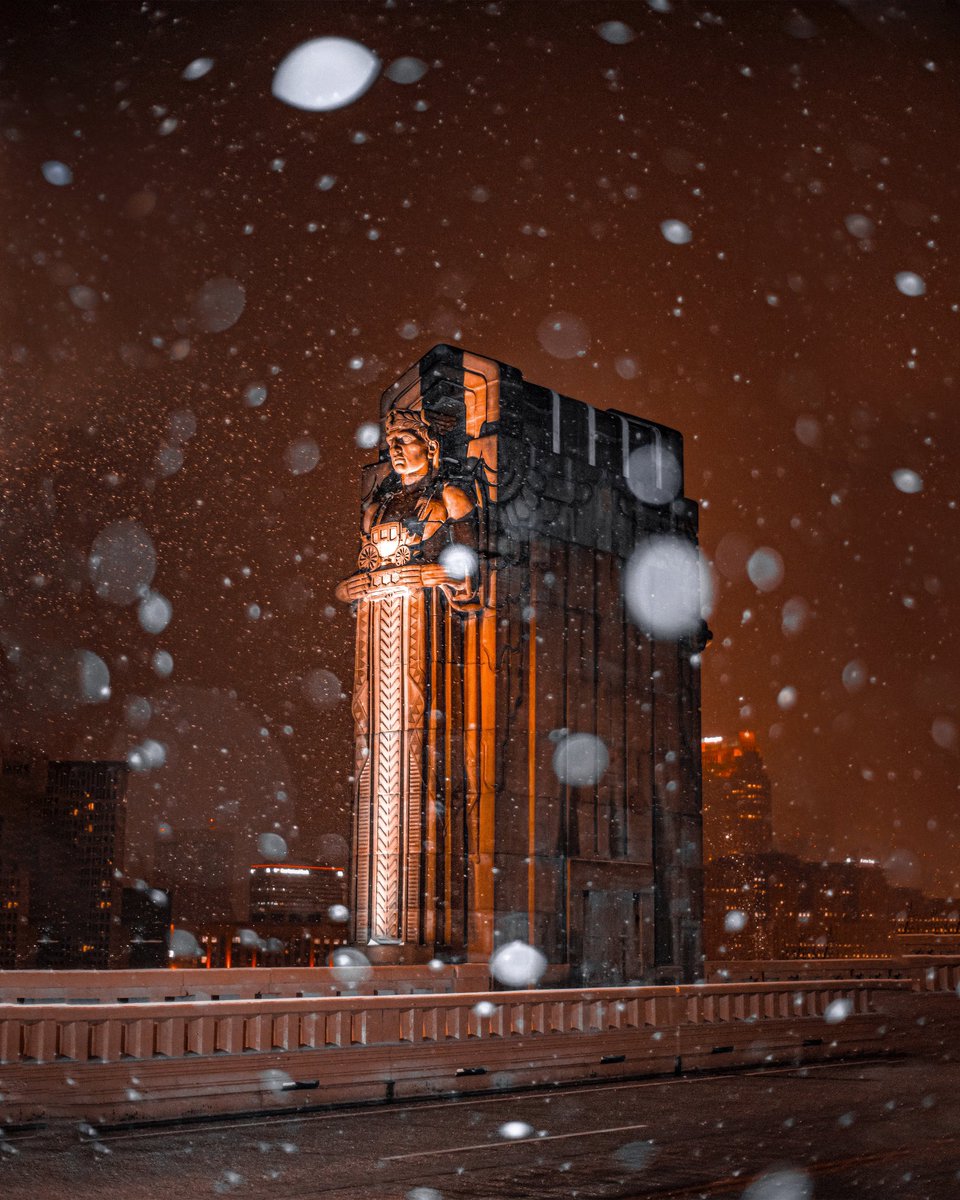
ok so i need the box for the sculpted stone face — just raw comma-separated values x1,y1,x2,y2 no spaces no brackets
387,428,435,483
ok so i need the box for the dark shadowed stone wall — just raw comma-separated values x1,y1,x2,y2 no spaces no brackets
490,358,705,984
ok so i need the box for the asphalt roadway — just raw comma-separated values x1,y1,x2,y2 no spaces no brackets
3,1055,959,1200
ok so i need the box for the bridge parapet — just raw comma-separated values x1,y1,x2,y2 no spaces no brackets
5,957,956,1009
707,956,960,993
0,963,489,1006
0,979,908,1126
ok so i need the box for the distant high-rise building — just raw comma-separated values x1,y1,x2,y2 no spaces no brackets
238,861,349,968
249,863,347,923
34,760,129,968
120,885,169,968
701,731,773,861
0,755,43,967
0,860,28,968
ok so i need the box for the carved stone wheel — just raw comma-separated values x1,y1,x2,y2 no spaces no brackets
394,544,412,565
358,544,380,572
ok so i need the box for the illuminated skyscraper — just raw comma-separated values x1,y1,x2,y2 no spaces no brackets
249,863,347,922
701,732,773,861
240,863,349,969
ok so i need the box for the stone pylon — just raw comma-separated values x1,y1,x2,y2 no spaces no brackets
337,345,708,981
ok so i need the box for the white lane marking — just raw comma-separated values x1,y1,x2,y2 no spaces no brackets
95,1057,891,1141
379,1120,649,1161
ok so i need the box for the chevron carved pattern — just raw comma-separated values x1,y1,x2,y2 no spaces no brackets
372,734,400,939
341,356,499,958
371,592,404,940
353,602,372,938
354,756,371,937
353,598,370,741
405,588,426,731
404,731,423,942
402,589,426,942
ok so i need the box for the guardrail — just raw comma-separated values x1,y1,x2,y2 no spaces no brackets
0,963,489,1005
5,956,958,1007
0,979,906,1125
706,956,960,994
911,958,960,993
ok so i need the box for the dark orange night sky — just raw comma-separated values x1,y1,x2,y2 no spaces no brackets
2,2,958,894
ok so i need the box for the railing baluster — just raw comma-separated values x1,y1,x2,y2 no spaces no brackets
0,970,935,1128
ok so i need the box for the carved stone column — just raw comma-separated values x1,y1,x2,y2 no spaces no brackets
350,580,425,944
336,350,500,962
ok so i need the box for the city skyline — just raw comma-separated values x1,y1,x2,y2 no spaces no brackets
699,728,953,962
3,721,953,971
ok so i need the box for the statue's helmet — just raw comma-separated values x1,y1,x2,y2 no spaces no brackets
384,405,431,438
384,400,441,470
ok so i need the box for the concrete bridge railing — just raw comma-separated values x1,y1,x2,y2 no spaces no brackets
0,963,489,1006
3,956,957,1009
0,978,907,1126
707,956,960,994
